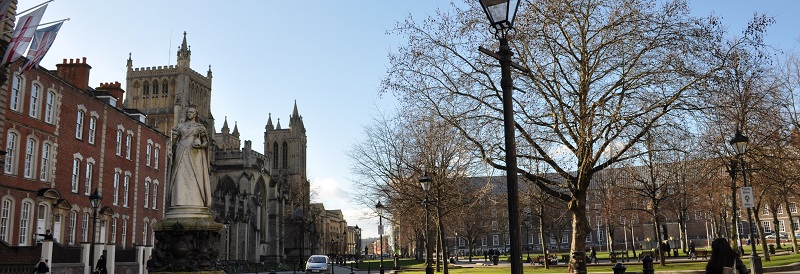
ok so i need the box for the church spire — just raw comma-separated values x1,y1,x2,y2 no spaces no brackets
266,113,274,131
127,53,132,71
289,100,305,133
221,116,230,134
177,31,191,68
232,122,240,137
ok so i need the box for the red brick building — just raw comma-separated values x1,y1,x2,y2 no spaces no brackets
1,56,168,254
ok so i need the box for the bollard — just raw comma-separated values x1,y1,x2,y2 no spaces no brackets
350,261,356,274
612,262,626,274
367,261,371,274
642,256,654,274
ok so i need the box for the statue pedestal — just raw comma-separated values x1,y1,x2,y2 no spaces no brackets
150,214,224,273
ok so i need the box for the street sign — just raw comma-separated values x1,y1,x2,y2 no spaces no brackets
378,224,384,235
741,186,754,209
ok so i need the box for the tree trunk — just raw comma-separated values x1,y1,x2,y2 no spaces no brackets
568,196,590,273
783,197,799,253
753,212,770,261
539,216,549,269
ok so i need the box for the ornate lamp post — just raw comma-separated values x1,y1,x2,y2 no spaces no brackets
376,201,386,274
477,1,526,273
419,172,434,274
730,130,762,274
88,188,102,272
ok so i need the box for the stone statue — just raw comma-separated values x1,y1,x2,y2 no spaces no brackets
167,107,211,208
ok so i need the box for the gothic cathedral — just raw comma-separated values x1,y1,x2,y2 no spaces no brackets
123,32,310,263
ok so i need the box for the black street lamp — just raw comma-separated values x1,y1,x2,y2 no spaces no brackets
477,1,525,273
730,130,762,274
376,201,386,274
88,188,102,272
419,172,434,274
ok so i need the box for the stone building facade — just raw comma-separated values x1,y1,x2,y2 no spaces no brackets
125,33,312,263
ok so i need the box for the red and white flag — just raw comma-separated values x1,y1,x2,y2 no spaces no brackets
1,4,47,65
22,22,62,71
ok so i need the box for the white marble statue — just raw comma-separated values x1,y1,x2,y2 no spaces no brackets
167,107,211,208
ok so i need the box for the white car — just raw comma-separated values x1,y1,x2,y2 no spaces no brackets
305,255,330,273
765,232,787,239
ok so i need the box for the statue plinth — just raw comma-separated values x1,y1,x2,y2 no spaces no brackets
150,216,225,273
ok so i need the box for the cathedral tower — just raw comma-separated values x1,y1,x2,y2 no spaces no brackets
123,31,214,135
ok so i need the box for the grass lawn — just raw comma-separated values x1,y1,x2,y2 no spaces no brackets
385,253,800,273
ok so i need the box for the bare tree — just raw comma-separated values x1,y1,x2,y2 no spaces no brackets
383,1,735,271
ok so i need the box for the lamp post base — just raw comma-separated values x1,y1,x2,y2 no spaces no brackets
749,254,762,274
425,265,434,274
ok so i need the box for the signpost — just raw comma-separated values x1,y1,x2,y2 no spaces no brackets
741,186,754,209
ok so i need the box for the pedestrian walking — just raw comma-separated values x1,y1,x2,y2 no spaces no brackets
705,238,749,274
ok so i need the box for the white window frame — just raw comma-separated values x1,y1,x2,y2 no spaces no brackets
143,179,150,208
763,221,772,233
123,174,130,207
152,181,158,209
19,201,32,246
778,205,784,214
81,212,89,242
492,234,499,246
779,220,786,232
113,172,120,205
71,159,80,193
121,219,127,248
4,132,18,174
116,129,122,155
790,203,798,214
75,110,84,139
0,198,12,242
154,147,160,169
111,218,117,244
84,160,94,195
88,117,97,144
146,142,152,166
125,134,132,159
40,143,51,182
68,211,76,245
9,74,22,111
23,138,37,179
29,83,40,118
44,91,55,124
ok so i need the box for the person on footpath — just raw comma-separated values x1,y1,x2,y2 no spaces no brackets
705,238,749,274
32,258,49,274
95,254,108,274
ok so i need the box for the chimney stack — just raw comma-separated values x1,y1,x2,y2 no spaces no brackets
55,57,92,90
95,81,125,108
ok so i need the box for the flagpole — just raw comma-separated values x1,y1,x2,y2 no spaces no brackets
0,18,68,34
13,0,53,17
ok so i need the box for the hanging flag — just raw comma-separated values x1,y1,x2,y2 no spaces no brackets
0,0,12,23
22,22,61,71
1,4,47,65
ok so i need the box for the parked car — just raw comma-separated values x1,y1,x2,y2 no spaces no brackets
305,255,330,273
765,232,787,239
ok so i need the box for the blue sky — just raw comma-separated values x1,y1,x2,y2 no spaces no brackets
17,0,800,238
